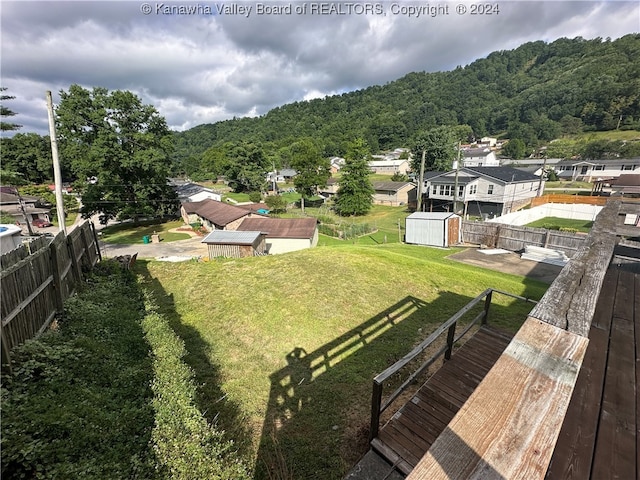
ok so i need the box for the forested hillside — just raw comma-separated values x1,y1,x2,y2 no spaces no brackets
173,34,640,176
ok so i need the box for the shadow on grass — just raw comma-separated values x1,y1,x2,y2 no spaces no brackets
254,289,537,480
134,260,255,458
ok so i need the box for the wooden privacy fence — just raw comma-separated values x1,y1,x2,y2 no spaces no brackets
1,222,101,368
531,194,608,207
462,220,586,257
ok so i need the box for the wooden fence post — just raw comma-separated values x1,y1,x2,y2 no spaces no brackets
369,381,383,442
49,240,65,313
67,233,82,286
444,323,456,360
90,222,102,262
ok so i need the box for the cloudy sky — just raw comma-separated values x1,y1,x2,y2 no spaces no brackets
1,0,639,136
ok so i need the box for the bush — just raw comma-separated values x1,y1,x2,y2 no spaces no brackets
248,191,262,203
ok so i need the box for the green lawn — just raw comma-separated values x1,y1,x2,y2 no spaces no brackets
525,216,594,233
100,219,191,244
139,243,547,479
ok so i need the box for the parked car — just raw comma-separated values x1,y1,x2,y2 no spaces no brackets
32,218,53,228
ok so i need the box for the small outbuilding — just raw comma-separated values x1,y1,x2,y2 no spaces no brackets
405,212,461,248
201,230,266,259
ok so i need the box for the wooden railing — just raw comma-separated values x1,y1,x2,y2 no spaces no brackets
369,289,537,441
407,199,621,479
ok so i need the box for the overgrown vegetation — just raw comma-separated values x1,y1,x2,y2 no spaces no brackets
1,260,250,479
100,219,191,244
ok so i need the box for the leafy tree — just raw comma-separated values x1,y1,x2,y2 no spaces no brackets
410,126,457,172
56,85,178,224
0,133,54,183
265,195,287,213
502,138,527,159
390,172,408,182
225,142,268,193
334,139,374,216
286,139,331,199
0,210,16,224
545,138,577,159
0,87,21,132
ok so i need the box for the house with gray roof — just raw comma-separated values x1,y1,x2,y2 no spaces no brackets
555,157,640,182
424,166,543,217
372,181,415,206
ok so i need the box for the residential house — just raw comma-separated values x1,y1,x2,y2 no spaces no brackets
173,180,222,203
372,181,415,206
0,189,52,226
369,159,411,175
424,166,542,217
318,177,339,199
609,174,640,196
501,158,563,177
330,157,345,174
237,217,318,255
461,148,499,167
180,198,264,232
555,157,640,182
267,169,298,184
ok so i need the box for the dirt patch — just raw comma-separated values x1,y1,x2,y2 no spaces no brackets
448,248,563,284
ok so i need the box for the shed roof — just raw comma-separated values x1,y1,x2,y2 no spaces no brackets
182,199,250,226
201,230,263,245
237,217,317,239
407,212,459,221
372,181,414,192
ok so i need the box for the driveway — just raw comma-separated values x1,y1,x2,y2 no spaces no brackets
448,248,563,284
99,236,208,261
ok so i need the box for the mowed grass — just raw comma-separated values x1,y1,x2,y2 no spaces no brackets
139,243,547,479
525,216,594,233
100,219,191,244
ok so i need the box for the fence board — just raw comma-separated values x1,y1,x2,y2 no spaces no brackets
531,195,607,207
0,222,101,368
462,221,585,258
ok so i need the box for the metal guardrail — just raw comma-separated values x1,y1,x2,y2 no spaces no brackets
369,288,537,441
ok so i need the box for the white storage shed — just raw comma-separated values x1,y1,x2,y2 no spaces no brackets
405,212,461,247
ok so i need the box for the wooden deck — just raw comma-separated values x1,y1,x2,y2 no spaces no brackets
546,265,639,479
370,325,514,475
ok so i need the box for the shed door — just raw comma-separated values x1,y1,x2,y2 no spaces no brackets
447,216,460,246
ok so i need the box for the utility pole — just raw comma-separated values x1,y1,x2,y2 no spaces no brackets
46,91,66,235
537,155,548,197
453,141,461,214
15,188,34,236
417,149,426,212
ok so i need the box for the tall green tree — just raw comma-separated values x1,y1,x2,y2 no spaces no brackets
56,85,178,223
225,141,268,193
286,139,331,199
410,126,457,172
0,133,54,183
0,87,21,132
334,139,374,216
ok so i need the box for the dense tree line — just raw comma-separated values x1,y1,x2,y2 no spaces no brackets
173,34,640,173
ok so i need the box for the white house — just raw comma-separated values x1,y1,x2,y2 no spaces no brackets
462,148,499,167
555,158,640,182
424,166,543,217
369,159,411,175
174,181,222,203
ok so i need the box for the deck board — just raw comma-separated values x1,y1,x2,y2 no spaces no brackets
547,266,639,480
371,325,512,474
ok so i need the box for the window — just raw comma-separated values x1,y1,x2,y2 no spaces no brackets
469,185,477,195
487,184,494,195
458,185,464,197
594,165,605,171
622,165,634,171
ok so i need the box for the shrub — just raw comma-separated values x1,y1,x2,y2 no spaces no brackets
248,191,262,203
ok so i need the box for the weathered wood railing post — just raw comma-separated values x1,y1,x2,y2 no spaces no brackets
369,381,383,441
444,322,456,360
482,289,492,325
66,233,82,286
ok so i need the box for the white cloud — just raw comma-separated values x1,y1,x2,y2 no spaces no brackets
1,0,638,135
